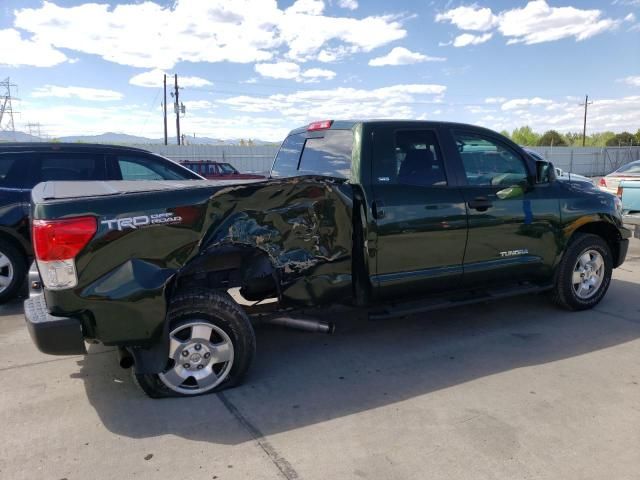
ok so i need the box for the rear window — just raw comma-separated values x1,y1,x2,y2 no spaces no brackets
271,130,353,179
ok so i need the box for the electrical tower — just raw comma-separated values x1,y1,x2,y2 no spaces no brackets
26,122,43,140
0,78,18,140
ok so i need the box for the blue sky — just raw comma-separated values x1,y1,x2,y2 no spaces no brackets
1,0,639,141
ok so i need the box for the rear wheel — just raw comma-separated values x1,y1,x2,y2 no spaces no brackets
0,239,27,304
552,233,613,311
134,289,256,398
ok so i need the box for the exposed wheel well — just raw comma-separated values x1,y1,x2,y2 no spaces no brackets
171,245,279,302
570,221,621,263
0,231,29,261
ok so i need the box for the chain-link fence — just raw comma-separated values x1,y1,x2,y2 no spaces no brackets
527,147,640,177
140,144,640,178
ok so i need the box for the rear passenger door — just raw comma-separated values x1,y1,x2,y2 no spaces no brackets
368,126,467,299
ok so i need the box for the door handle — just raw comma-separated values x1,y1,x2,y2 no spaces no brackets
468,196,493,212
372,199,386,219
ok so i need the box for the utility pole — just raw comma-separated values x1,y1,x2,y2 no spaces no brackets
174,74,181,145
0,78,18,140
163,74,168,145
580,94,593,147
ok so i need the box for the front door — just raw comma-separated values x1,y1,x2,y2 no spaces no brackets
448,129,559,286
369,126,468,300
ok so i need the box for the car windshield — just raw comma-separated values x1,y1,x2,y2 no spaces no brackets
614,161,640,175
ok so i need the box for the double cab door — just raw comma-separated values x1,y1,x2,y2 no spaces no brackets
366,123,559,300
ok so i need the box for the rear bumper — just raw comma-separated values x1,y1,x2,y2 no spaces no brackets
623,213,640,226
24,295,86,355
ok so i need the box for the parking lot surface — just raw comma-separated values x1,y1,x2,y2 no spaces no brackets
1,240,639,480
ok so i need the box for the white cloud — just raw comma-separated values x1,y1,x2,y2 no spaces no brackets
338,0,358,10
501,97,553,110
474,96,640,134
286,0,325,16
452,33,493,47
13,0,406,69
182,100,216,111
435,5,498,31
255,62,301,80
0,28,67,67
485,97,507,104
436,1,624,47
368,47,446,66
254,62,336,82
129,69,213,88
620,75,640,86
219,83,447,121
31,85,123,101
300,68,337,81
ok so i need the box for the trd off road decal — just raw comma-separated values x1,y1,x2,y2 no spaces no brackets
101,212,182,231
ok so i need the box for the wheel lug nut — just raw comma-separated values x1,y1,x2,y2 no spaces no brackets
197,365,204,370
194,344,202,351
181,350,189,357
204,352,210,359
184,363,191,369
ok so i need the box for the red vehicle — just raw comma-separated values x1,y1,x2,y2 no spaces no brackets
181,161,266,180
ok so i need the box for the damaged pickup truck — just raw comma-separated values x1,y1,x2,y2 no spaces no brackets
25,120,631,397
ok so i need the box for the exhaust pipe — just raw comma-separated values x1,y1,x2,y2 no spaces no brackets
117,347,134,369
262,315,335,334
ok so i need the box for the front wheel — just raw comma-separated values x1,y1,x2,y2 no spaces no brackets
134,289,256,398
0,239,27,304
552,233,613,311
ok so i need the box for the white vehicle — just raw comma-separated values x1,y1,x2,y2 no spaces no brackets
598,160,640,195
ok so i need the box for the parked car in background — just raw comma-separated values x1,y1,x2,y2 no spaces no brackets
598,160,640,194
618,180,640,236
0,143,203,302
524,149,594,186
182,161,266,180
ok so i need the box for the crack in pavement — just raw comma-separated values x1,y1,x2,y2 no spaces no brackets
218,391,301,480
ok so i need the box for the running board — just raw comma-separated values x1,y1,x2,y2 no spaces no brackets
368,283,552,321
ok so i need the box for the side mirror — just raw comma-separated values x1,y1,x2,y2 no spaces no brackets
536,160,556,184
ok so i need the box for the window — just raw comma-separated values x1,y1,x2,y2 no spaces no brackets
373,130,447,186
271,134,305,177
453,131,528,187
614,161,640,175
219,163,238,175
116,155,197,180
298,130,353,178
0,154,26,188
37,153,105,186
271,130,353,179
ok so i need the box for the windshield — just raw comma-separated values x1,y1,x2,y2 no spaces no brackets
614,161,640,175
271,130,353,179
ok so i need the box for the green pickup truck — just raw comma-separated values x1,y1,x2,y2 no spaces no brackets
25,120,631,397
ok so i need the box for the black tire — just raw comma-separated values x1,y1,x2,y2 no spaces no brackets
552,233,612,311
134,289,256,398
0,239,27,304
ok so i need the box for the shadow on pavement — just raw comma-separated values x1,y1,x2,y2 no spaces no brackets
77,278,640,445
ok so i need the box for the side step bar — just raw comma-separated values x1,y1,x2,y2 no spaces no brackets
368,283,552,321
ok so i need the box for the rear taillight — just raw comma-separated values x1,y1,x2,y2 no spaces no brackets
32,216,97,290
599,178,607,188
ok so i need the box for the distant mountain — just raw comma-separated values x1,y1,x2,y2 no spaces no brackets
57,132,164,144
0,131,44,142
0,131,276,145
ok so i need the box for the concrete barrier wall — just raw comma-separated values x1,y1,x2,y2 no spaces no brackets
139,143,640,178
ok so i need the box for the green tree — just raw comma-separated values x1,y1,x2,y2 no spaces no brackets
563,132,583,146
511,126,540,146
606,132,635,147
635,129,640,145
587,131,615,147
537,130,567,147
499,130,511,139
